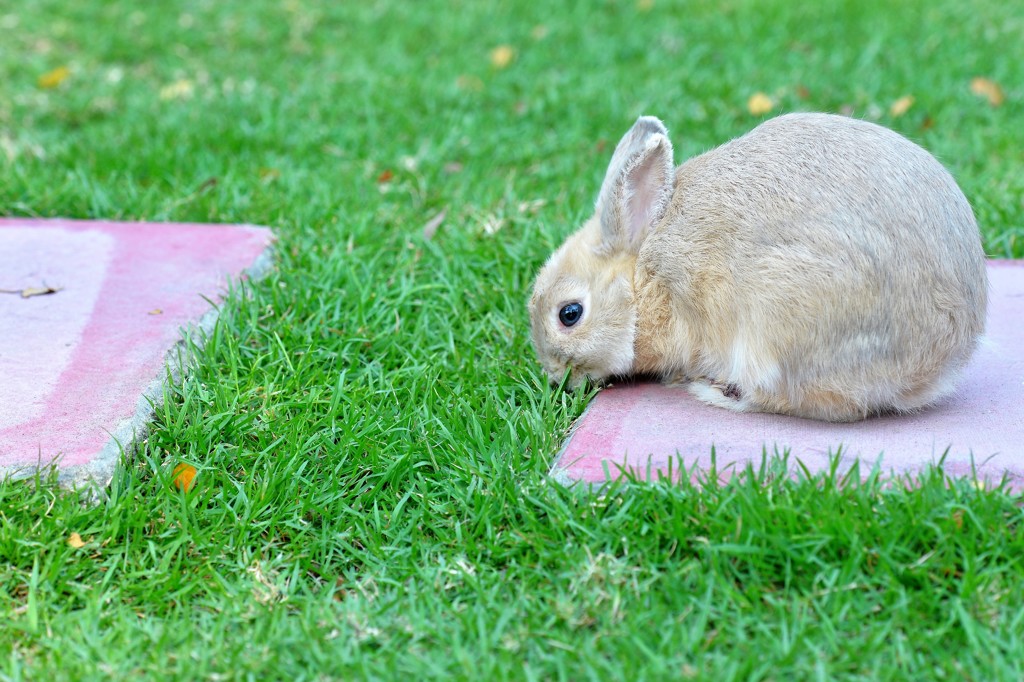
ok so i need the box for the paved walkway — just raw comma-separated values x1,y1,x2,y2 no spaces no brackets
0,219,273,487
554,261,1024,490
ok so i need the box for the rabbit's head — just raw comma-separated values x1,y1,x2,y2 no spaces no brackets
528,116,675,389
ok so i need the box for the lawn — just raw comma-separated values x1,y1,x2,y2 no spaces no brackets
2,0,1023,679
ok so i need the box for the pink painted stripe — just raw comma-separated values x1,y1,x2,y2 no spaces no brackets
0,219,273,471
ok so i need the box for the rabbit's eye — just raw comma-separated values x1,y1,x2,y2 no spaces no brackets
559,302,583,327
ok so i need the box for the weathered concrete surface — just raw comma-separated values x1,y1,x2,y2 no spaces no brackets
0,219,273,488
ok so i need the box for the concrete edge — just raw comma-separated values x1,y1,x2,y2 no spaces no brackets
0,232,276,498
550,419,1023,491
546,395,597,485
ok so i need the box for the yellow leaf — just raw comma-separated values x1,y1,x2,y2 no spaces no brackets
258,167,281,183
490,45,515,70
889,95,914,117
172,463,197,492
160,79,194,101
747,92,773,116
21,285,61,298
637,0,655,10
67,532,85,549
38,66,70,89
970,77,1004,107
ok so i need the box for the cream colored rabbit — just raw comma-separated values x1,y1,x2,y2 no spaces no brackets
528,113,987,421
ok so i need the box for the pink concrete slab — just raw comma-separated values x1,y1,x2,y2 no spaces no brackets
0,218,273,487
553,261,1024,489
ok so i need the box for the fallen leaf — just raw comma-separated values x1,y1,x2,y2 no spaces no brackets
172,463,197,492
920,116,935,131
747,92,773,116
20,286,62,298
67,532,85,549
1,132,46,162
795,85,810,100
518,199,546,214
422,208,447,240
148,308,163,315
376,168,393,183
160,78,194,101
38,66,71,89
889,95,914,117
482,216,506,235
490,45,515,69
970,77,1004,107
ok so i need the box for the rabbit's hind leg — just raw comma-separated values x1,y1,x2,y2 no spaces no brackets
685,377,754,413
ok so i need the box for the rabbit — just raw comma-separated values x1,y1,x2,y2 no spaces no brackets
528,113,987,422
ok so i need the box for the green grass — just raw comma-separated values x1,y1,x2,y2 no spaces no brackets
2,0,1023,678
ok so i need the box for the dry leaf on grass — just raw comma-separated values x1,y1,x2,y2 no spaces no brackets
422,208,447,240
970,77,1004,106
160,79,194,101
38,66,70,89
172,463,197,492
490,45,515,69
747,92,773,116
517,199,546,215
482,216,506,235
67,532,85,549
890,95,915,117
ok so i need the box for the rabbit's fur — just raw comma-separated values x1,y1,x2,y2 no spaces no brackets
528,113,987,422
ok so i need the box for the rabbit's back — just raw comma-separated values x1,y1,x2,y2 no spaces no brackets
639,113,987,420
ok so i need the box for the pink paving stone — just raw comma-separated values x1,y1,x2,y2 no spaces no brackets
0,218,273,487
553,260,1024,489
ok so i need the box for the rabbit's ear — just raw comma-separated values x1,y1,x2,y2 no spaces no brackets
596,116,675,254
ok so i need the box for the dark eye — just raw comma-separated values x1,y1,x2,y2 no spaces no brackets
558,302,583,327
